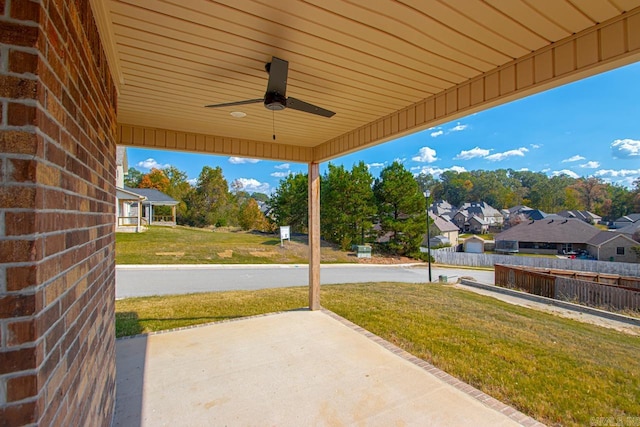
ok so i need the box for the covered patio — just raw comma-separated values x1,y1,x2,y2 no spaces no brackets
113,310,539,426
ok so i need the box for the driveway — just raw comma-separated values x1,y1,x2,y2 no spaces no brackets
115,264,494,298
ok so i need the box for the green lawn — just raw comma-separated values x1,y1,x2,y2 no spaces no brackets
116,283,640,426
116,226,354,264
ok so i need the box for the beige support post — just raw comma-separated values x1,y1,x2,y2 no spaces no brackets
308,162,321,310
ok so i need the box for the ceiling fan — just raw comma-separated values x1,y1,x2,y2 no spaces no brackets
205,57,336,118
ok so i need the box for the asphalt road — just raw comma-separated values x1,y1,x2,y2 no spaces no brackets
115,264,494,298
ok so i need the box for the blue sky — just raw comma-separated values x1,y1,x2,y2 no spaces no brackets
126,62,640,194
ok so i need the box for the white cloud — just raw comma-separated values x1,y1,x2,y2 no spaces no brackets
270,171,289,178
430,130,444,138
580,161,600,169
412,147,438,163
366,162,385,169
450,123,467,132
518,168,529,171
541,168,550,173
484,147,529,161
414,165,466,177
187,178,197,186
229,157,260,164
394,157,407,164
561,155,586,163
454,147,491,160
234,178,270,193
530,144,541,149
551,169,579,178
274,163,290,170
137,158,170,170
595,168,640,178
611,138,640,158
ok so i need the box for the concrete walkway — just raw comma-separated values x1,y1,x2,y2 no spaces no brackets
114,310,543,426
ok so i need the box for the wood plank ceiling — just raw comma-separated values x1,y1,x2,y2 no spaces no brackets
93,0,640,162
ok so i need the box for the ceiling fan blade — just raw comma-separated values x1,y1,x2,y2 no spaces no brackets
205,99,263,108
287,97,336,118
266,57,288,97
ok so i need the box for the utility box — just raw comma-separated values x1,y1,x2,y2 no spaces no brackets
356,245,372,258
438,275,447,283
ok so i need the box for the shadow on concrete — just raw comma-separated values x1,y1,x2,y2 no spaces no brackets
114,312,147,427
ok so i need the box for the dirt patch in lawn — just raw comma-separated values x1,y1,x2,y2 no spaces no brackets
217,250,233,258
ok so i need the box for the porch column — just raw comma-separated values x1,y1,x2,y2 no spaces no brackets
172,205,176,223
137,200,142,232
308,162,321,310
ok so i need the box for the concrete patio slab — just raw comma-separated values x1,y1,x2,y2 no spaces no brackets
114,310,543,426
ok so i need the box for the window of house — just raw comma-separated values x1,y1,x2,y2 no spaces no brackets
616,247,624,255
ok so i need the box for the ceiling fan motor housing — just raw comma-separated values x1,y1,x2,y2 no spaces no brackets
264,92,287,110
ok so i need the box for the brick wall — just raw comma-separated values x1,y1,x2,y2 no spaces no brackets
1,1,117,425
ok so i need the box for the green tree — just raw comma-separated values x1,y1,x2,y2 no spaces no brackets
321,162,376,250
570,177,607,214
185,166,234,227
373,161,426,255
124,167,143,187
162,166,192,223
268,173,308,233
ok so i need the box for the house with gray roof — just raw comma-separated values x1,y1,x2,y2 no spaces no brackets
421,212,459,247
124,187,179,226
557,210,602,224
612,213,640,229
586,231,639,263
494,218,601,256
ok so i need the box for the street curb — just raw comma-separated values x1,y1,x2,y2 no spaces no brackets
460,279,640,327
115,263,424,270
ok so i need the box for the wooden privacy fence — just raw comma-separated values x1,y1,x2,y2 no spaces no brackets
495,264,640,312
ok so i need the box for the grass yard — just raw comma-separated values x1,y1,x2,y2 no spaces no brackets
116,226,354,264
116,283,640,426
459,233,494,240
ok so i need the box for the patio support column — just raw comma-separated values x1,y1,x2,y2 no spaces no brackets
137,200,142,232
308,162,321,310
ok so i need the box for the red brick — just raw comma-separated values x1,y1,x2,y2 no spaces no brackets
7,102,37,126
6,265,38,292
0,22,39,48
0,294,36,319
8,49,39,75
0,186,37,209
0,75,38,99
7,374,38,402
10,0,41,22
0,401,37,425
0,347,36,375
4,211,36,236
0,0,5,15
9,158,37,183
7,319,36,346
0,130,39,155
0,239,40,263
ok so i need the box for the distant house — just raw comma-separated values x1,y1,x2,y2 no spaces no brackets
124,187,179,226
586,231,639,263
494,218,601,256
506,205,547,221
468,216,489,234
557,210,602,224
422,213,459,247
616,221,640,239
115,146,146,233
612,214,640,229
429,200,456,217
463,235,485,253
459,202,504,227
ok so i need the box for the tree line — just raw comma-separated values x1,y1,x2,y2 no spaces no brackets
125,163,640,256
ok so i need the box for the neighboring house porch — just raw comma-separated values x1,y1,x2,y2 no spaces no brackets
116,188,146,233
124,187,179,226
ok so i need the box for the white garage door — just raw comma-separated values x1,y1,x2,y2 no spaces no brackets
466,241,483,253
